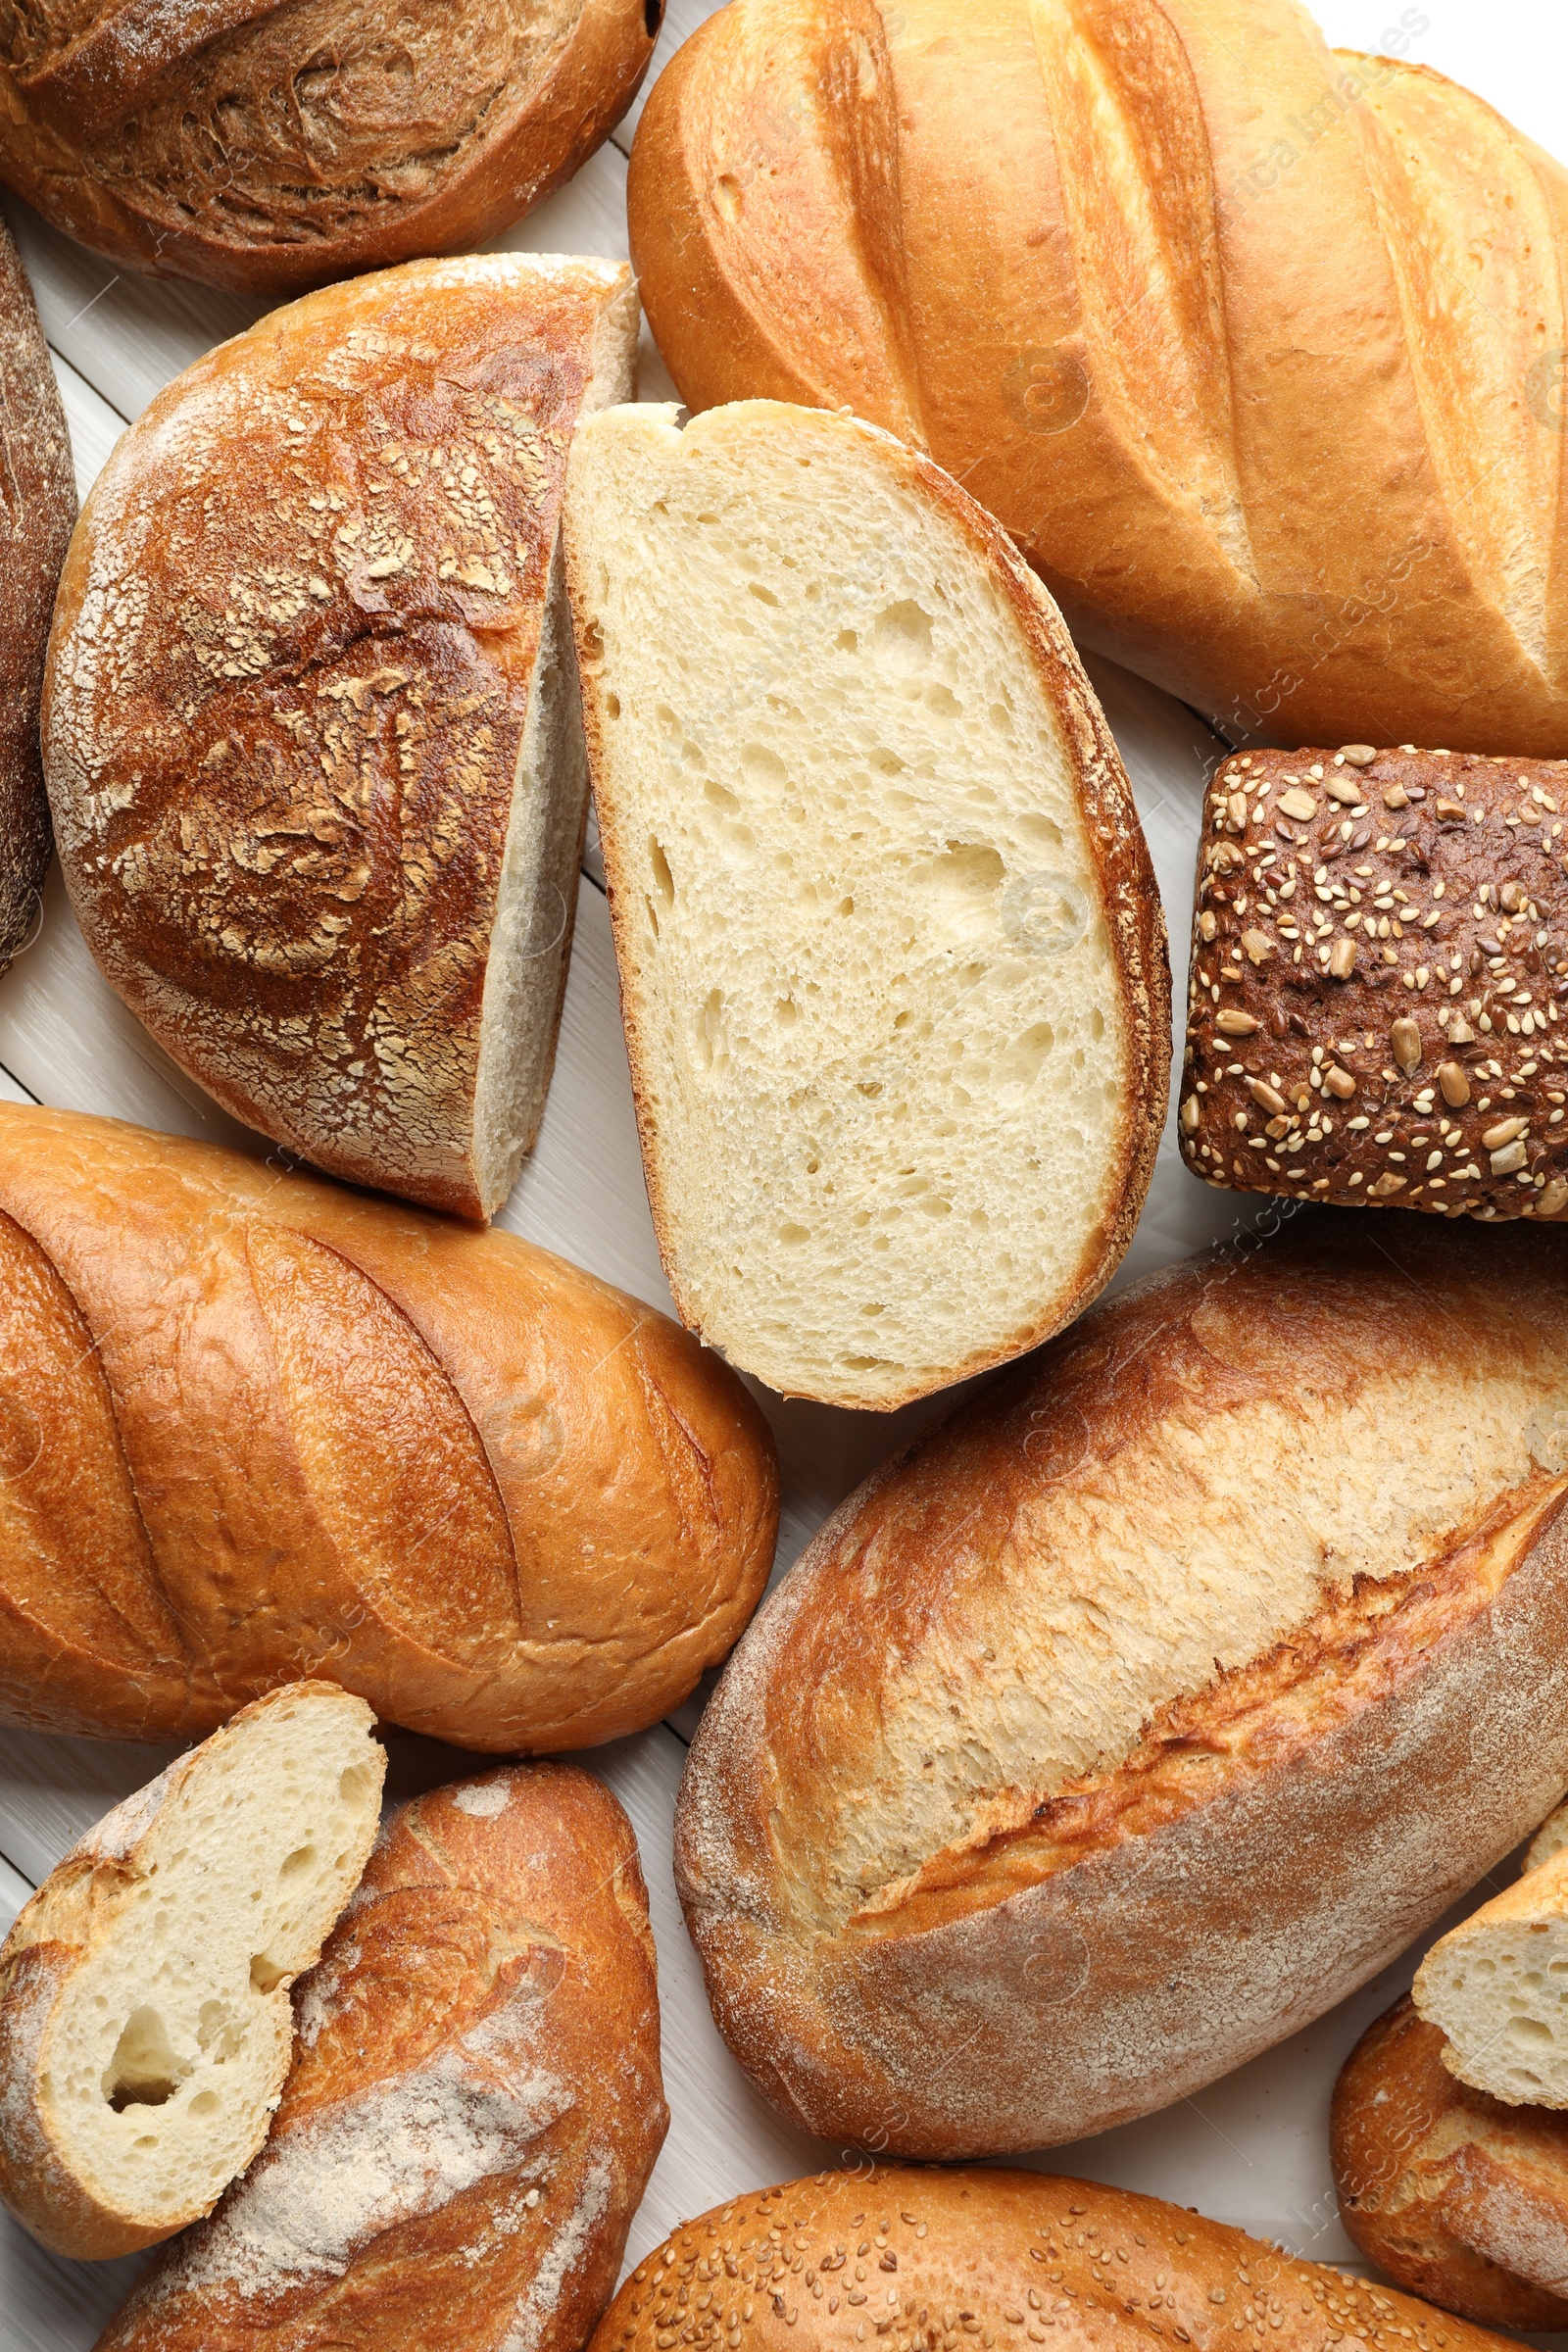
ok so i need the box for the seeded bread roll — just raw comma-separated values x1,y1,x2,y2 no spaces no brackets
1178,747,1568,1218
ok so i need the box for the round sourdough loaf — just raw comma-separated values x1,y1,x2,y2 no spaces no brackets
0,0,663,295
677,1211,1568,2157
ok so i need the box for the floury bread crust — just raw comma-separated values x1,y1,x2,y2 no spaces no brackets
0,1103,777,1751
44,254,638,1220
96,1763,667,2352
589,2168,1514,2352
564,400,1168,1409
677,1213,1568,2158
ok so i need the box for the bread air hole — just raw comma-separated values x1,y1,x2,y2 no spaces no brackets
103,2007,185,2112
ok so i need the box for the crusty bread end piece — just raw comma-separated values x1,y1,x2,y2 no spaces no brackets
1415,1848,1568,2107
0,1683,384,2258
564,400,1169,1408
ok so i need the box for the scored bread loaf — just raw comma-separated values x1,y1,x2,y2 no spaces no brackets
0,1102,777,1749
628,0,1568,756
95,1762,666,2352
0,0,662,294
0,1683,384,2261
1333,1995,1568,2328
676,1211,1568,2158
563,399,1169,1410
590,2166,1513,2352
1179,746,1568,1218
1414,1850,1568,2108
45,253,637,1220
0,213,74,976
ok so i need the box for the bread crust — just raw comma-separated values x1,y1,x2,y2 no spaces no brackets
628,0,1568,756
0,0,662,295
676,1213,1568,2157
0,1102,777,1748
95,1760,667,2350
565,401,1170,1410
0,213,74,975
589,2166,1514,2352
1333,1995,1568,2329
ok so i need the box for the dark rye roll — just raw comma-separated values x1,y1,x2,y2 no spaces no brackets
1178,745,1568,1218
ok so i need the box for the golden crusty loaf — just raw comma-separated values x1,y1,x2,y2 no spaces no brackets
677,1212,1568,2158
96,1761,666,2352
0,1102,777,1749
0,1684,384,2261
45,254,637,1220
628,0,1568,755
563,400,1168,1409
1180,746,1568,1217
0,0,662,295
589,2167,1513,2352
0,213,74,976
1333,1995,1568,2328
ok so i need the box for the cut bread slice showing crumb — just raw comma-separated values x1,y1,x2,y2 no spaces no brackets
1528,1799,1568,1875
563,401,1170,1408
0,1682,384,2258
1415,1848,1568,2106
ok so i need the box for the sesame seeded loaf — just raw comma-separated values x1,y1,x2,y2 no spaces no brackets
676,1212,1568,2158
1179,746,1568,1218
590,2169,1513,2352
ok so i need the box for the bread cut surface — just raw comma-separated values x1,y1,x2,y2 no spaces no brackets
1416,1848,1568,2107
0,1683,383,2260
564,400,1168,1407
44,253,638,1219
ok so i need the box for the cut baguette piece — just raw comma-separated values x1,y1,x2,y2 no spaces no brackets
0,1682,384,2259
1529,1800,1568,1875
1415,1848,1568,2107
564,401,1169,1408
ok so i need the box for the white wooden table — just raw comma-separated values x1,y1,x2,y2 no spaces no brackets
3,2,1566,2343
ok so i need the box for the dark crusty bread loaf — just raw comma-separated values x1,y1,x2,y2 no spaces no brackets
96,1761,666,2352
0,0,663,295
0,213,74,975
1333,1994,1568,2329
589,2167,1515,2352
1179,745,1568,1219
677,1212,1568,2158
0,1102,777,1749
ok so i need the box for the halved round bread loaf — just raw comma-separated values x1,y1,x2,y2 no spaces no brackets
0,1682,384,2258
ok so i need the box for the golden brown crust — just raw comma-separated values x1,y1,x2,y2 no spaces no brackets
96,1761,667,2350
1180,746,1568,1217
589,2167,1512,2352
675,1213,1568,2157
629,0,1568,756
0,1102,777,1748
0,0,662,295
1333,1996,1568,2329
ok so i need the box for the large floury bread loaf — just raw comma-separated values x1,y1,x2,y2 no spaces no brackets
0,1684,384,2260
0,1103,777,1748
0,0,663,294
0,214,74,975
95,1761,666,2352
589,2167,1514,2352
677,1212,1568,2157
45,253,637,1219
563,400,1168,1409
627,0,1568,756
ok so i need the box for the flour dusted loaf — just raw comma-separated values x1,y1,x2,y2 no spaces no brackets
629,0,1568,756
563,400,1168,1409
1179,747,1568,1218
589,2168,1513,2352
0,1683,383,2261
677,1212,1568,2158
1334,1995,1568,2328
96,1761,665,2352
45,253,637,1219
0,1102,776,1748
0,0,662,294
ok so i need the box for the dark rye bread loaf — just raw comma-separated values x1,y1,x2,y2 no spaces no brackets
1178,746,1568,1218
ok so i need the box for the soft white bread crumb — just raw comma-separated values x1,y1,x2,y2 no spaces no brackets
564,401,1162,1407
1528,1799,1568,1875
0,1683,384,2256
1415,1847,1568,2106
